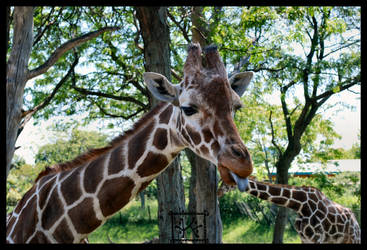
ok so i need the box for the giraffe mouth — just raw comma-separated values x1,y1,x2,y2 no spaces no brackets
229,171,249,192
218,164,249,192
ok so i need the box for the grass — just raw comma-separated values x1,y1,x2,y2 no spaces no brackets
222,219,300,243
88,199,159,243
88,198,301,244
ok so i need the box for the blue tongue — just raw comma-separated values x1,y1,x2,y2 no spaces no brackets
230,172,249,192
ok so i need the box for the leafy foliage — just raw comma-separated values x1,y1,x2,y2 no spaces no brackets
35,128,108,166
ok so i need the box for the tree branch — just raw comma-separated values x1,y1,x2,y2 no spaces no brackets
71,81,148,109
95,101,144,120
314,75,360,101
33,7,60,46
269,110,282,157
323,40,360,59
19,55,80,138
280,88,293,141
303,15,318,102
27,26,120,80
102,71,149,97
167,9,191,43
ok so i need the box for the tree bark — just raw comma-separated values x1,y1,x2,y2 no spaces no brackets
185,149,198,241
6,7,119,179
188,7,222,243
135,7,186,243
6,7,34,178
272,158,291,243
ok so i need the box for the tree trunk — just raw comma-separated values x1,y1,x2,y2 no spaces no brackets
135,7,186,243
139,190,145,209
272,206,289,244
272,159,290,243
272,140,301,243
185,149,198,241
6,7,34,178
187,7,222,243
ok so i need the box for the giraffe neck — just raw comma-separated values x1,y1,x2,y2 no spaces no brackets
246,179,319,215
7,102,186,243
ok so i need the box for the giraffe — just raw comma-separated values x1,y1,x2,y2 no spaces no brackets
6,43,254,243
217,176,361,243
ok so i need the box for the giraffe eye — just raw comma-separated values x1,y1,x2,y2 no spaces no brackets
181,106,197,116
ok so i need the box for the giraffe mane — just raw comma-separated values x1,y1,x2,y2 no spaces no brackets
34,102,167,183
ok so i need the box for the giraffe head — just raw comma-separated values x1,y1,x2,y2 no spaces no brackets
143,43,253,190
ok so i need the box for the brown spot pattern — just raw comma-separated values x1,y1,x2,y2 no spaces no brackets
159,105,173,124
308,192,318,203
268,186,281,196
84,155,106,193
202,127,213,143
153,128,168,150
288,200,301,211
28,231,50,243
42,188,64,230
282,189,290,198
270,197,287,205
38,179,55,209
137,152,169,177
200,145,209,155
14,196,38,242
211,141,220,155
61,168,82,206
98,176,135,217
68,198,101,234
185,125,201,145
128,122,155,169
309,199,317,211
14,185,36,214
301,204,312,217
292,190,307,201
52,218,74,242
258,192,270,200
108,145,125,175
257,183,267,191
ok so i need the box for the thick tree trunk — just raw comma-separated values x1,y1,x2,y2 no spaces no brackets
187,7,222,243
196,156,222,243
272,140,301,243
135,7,186,243
6,7,34,178
186,149,222,243
272,159,290,243
185,149,198,241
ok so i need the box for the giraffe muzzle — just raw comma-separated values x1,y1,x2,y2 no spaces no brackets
217,142,253,189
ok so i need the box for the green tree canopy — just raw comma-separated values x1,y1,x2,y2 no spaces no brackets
35,128,108,166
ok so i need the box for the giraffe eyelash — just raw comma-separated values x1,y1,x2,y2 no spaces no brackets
180,106,198,116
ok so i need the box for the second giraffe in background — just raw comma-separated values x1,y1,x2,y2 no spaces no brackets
217,176,360,243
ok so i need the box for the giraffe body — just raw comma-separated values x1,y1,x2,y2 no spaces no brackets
218,177,361,243
7,103,181,243
7,43,254,243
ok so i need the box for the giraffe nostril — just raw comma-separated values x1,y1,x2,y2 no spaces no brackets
231,146,244,158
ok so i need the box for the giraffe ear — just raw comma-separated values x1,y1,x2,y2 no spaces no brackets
143,72,180,106
229,72,253,97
